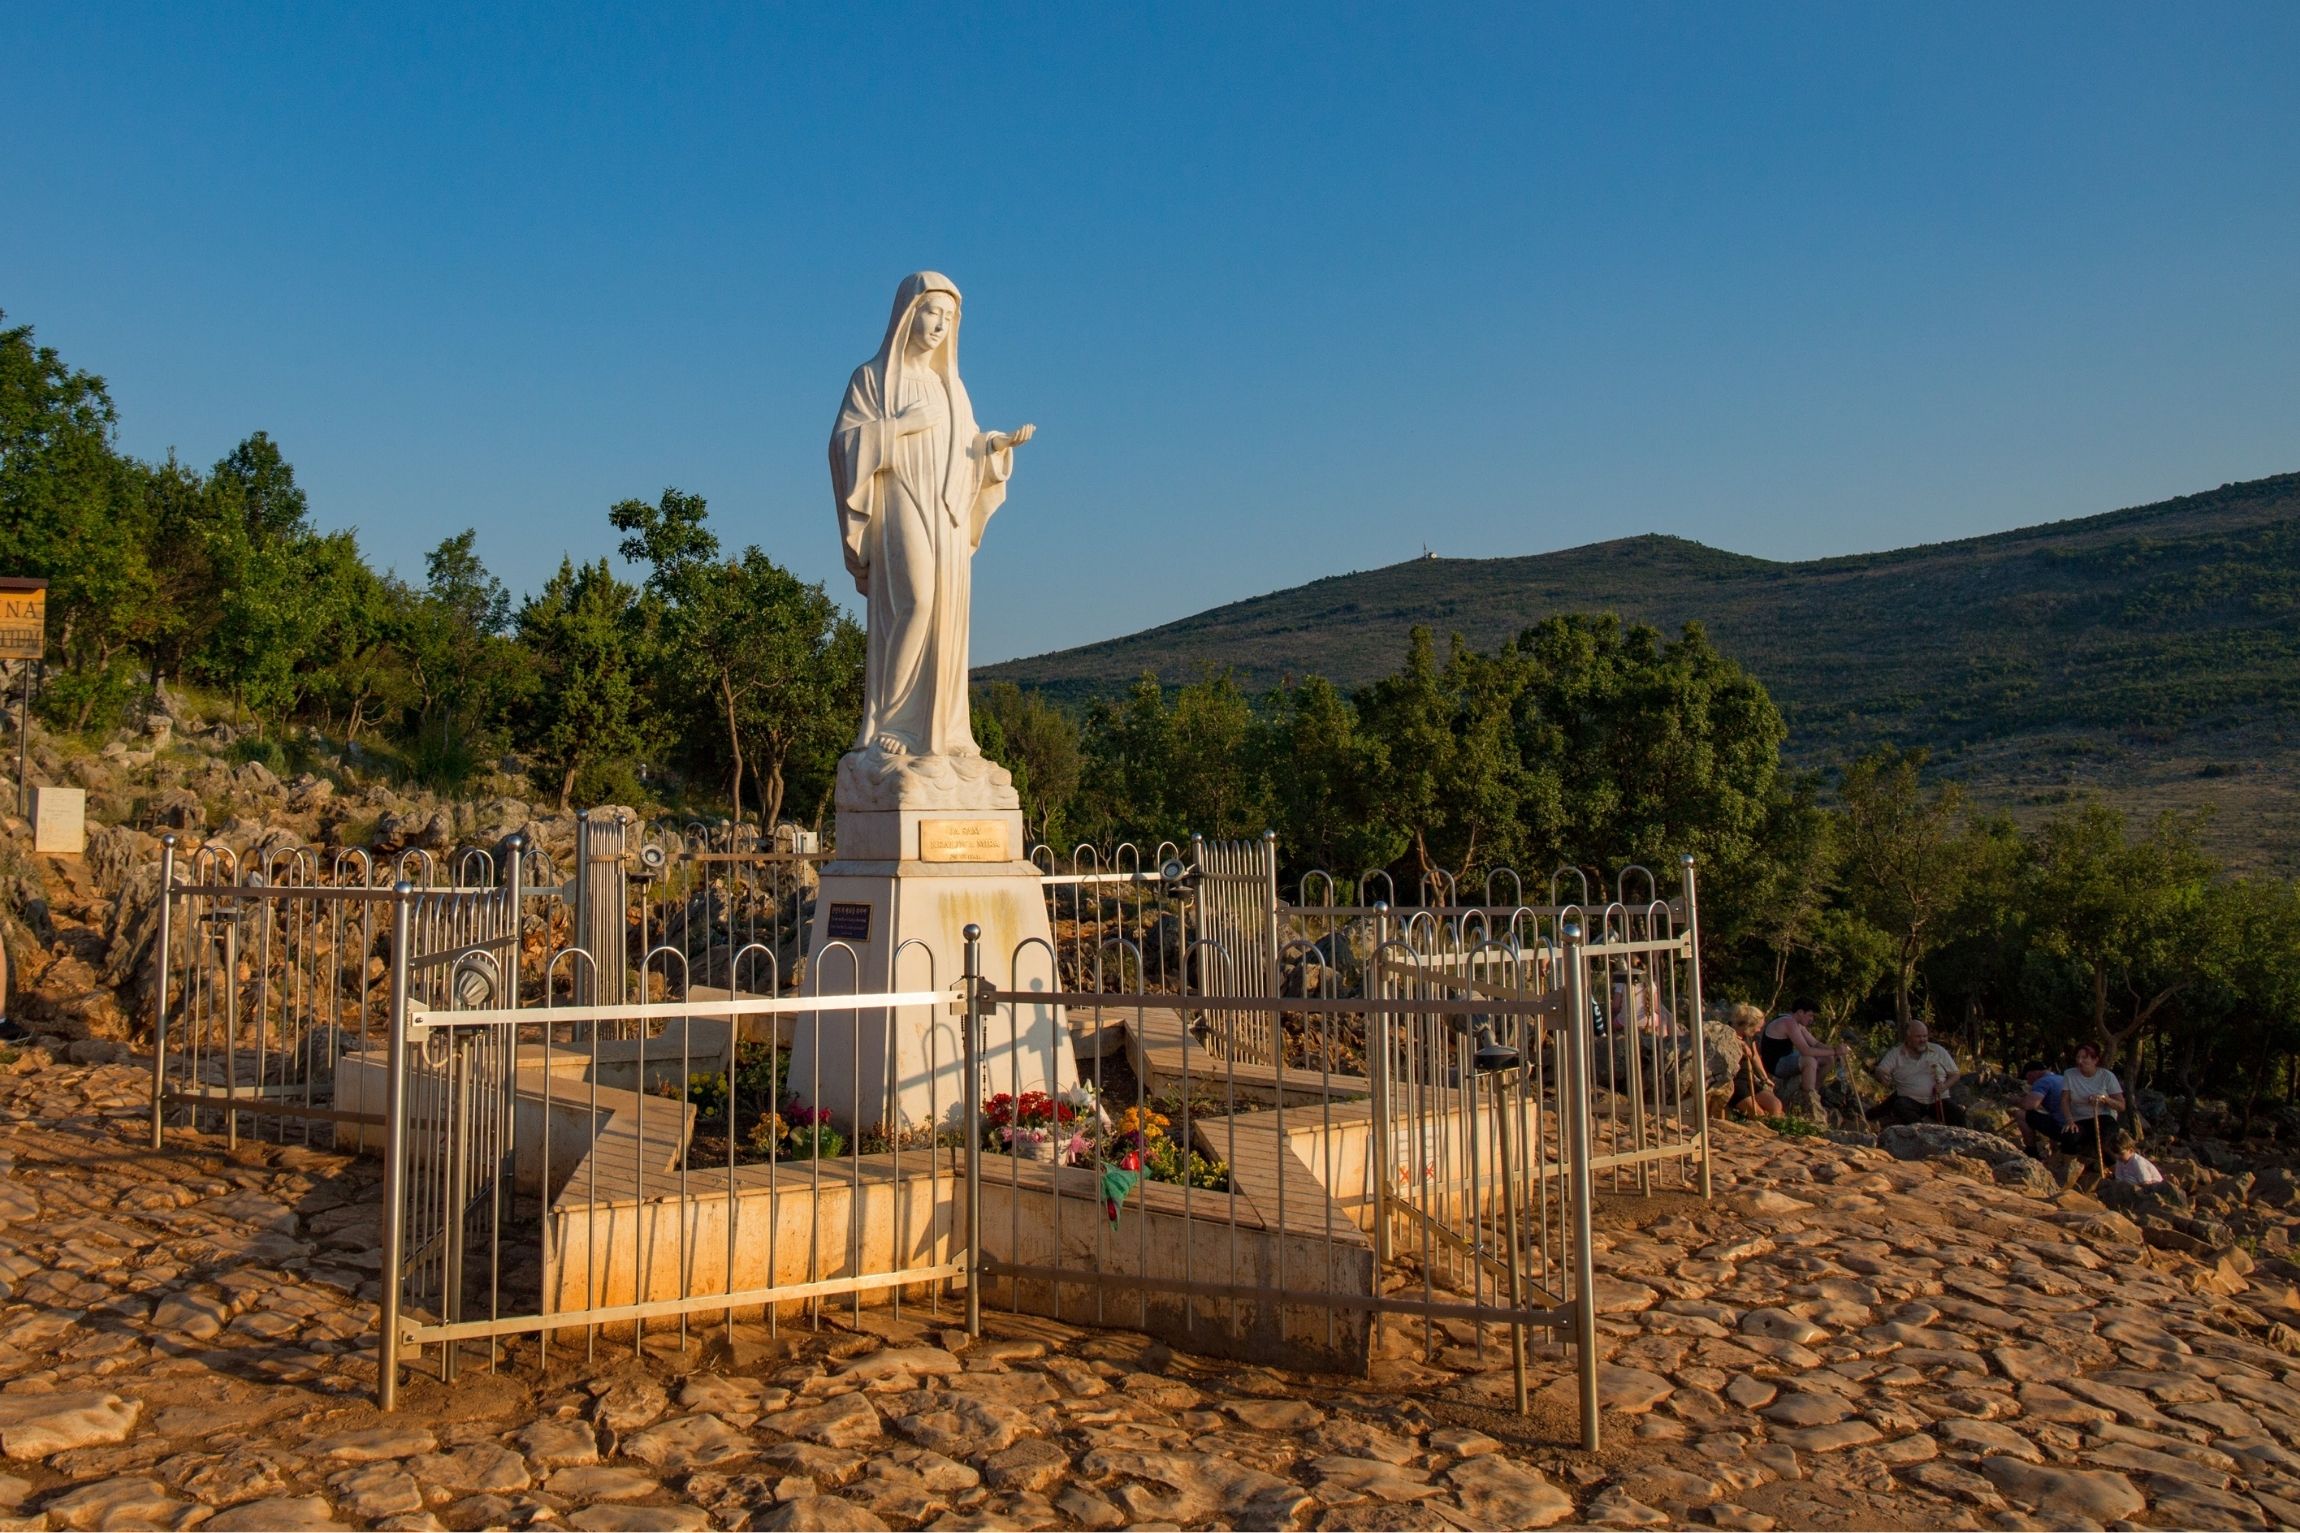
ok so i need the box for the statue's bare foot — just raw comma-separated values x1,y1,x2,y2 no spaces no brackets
871,734,910,756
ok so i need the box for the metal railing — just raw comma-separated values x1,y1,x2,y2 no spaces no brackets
140,817,1708,1452
146,833,542,1151
376,953,970,1410
963,913,1630,1447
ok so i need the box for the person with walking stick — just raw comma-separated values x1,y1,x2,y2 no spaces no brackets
1867,1020,1967,1127
2059,1043,2127,1172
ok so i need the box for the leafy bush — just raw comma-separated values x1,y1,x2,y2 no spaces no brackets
685,1070,729,1122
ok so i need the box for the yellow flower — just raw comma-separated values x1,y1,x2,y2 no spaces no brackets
1114,1106,1170,1140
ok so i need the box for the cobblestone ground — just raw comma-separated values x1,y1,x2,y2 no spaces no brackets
2,1058,2299,1530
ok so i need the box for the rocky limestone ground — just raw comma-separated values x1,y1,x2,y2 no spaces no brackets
0,1059,2296,1530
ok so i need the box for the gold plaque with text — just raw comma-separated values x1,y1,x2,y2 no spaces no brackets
0,580,46,664
918,819,1009,863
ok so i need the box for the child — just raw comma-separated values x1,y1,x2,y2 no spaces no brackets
1725,1004,1785,1119
2111,1133,2164,1187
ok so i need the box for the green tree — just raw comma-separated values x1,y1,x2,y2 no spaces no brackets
2022,801,2214,1069
976,681,1084,847
612,489,858,829
0,313,155,728
1511,615,1782,890
729,551,861,832
135,454,229,693
1835,746,1975,1028
2193,876,2300,1132
303,554,415,744
1714,774,1840,1015
1920,811,2028,1064
1075,675,1180,845
1166,668,1270,842
1261,675,1405,884
1356,628,1530,889
516,557,656,809
398,530,530,786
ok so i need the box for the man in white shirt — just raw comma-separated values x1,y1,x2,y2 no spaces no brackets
1867,1020,1966,1127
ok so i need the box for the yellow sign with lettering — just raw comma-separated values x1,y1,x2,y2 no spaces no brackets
918,819,1010,863
0,580,45,664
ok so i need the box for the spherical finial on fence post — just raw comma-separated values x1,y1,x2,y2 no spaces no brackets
1561,916,1583,944
962,923,981,943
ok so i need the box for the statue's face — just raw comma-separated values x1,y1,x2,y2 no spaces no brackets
909,293,955,357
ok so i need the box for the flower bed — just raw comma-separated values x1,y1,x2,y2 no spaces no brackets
674,1042,960,1167
981,1087,1231,1193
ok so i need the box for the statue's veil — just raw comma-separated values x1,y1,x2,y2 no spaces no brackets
864,270,979,527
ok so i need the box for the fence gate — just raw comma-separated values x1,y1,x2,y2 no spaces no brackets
374,975,969,1410
147,835,533,1152
1187,832,1281,1066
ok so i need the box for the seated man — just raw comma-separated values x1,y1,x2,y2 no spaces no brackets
2018,1061,2066,1156
1866,1020,1967,1127
1759,999,1842,1111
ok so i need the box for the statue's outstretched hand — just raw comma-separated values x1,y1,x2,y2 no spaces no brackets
987,423,1036,452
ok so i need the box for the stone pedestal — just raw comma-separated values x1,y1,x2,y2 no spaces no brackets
789,805,1076,1136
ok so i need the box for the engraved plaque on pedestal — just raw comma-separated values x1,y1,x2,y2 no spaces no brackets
918,819,1010,862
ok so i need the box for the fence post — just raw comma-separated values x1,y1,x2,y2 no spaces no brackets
1369,901,1391,1267
1262,830,1281,1067
378,880,415,1411
962,922,984,1339
1562,916,1600,1453
505,833,526,1006
1681,854,1713,1200
221,909,241,1152
149,835,176,1150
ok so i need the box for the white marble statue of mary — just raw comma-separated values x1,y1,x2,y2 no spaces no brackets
829,271,1035,812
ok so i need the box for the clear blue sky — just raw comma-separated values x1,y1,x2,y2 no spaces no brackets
6,4,2297,665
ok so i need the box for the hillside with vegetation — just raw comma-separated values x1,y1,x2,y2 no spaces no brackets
7,306,2300,1115
985,475,2300,872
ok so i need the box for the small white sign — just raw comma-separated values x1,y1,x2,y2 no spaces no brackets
31,786,85,856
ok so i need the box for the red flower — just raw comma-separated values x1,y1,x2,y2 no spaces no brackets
1118,1150,1142,1172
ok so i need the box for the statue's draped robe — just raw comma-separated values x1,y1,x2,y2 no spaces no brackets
830,272,1013,760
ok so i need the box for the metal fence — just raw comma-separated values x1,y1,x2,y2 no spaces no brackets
146,833,548,1151
629,819,829,1002
376,960,967,1410
966,917,1617,1443
139,814,1709,1450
